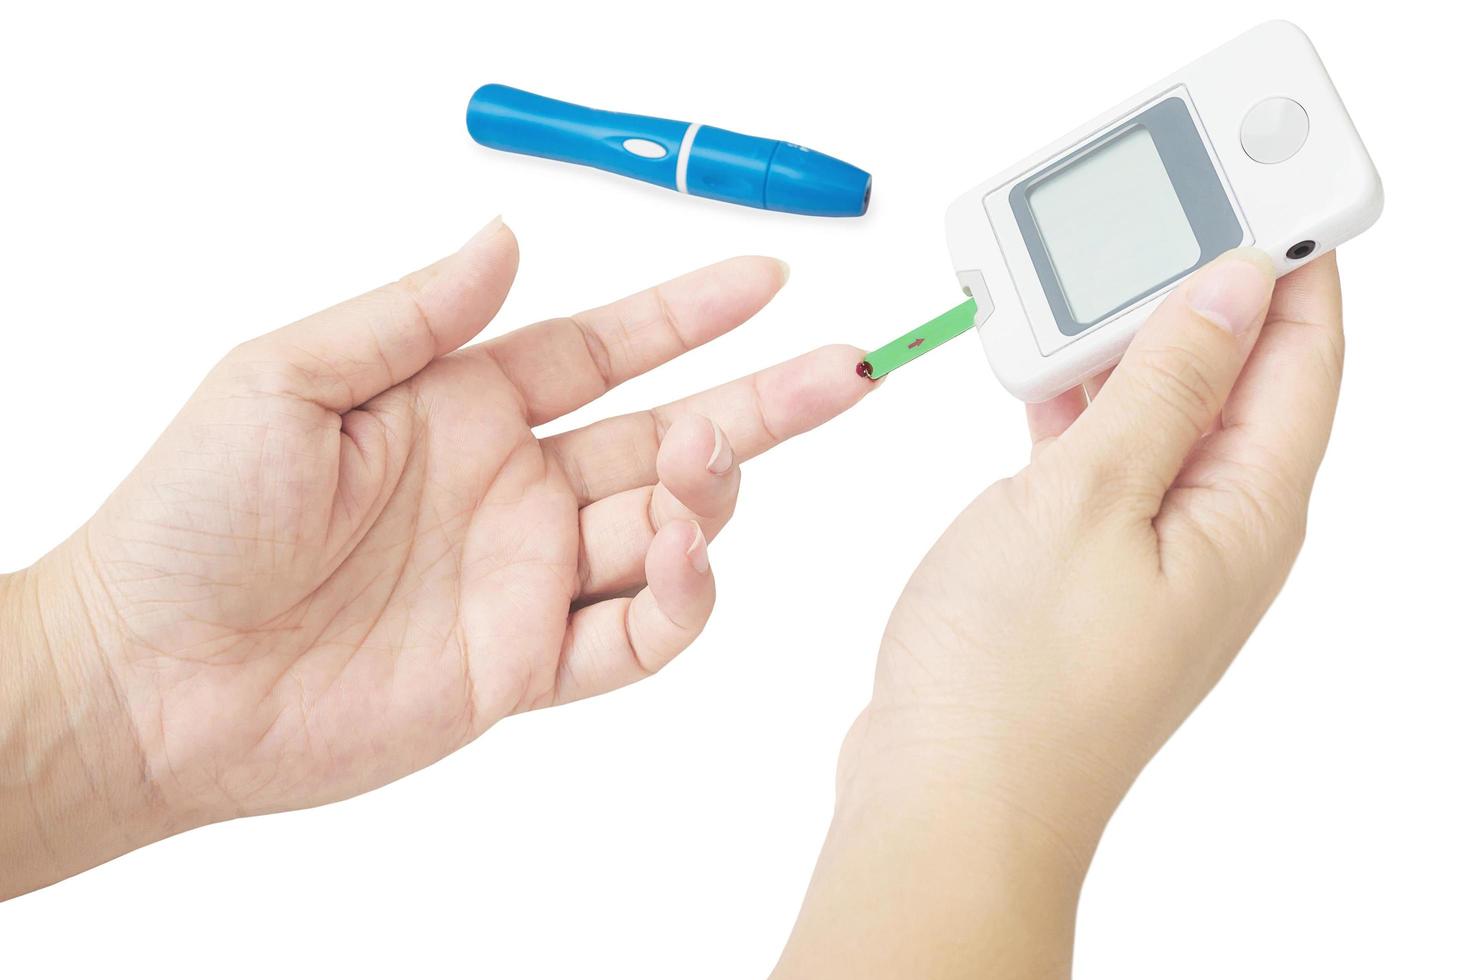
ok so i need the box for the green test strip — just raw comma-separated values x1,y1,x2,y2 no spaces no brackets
858,298,979,380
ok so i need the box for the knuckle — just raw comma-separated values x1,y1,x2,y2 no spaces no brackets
215,338,287,390
651,283,693,351
1028,444,1153,525
1011,463,1101,538
1238,452,1313,556
385,276,437,351
570,314,617,392
1170,477,1309,589
645,485,671,534
1275,314,1346,384
219,340,351,407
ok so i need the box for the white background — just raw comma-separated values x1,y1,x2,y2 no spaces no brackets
2,2,1465,976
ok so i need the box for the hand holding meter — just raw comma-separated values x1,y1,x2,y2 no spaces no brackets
944,21,1381,401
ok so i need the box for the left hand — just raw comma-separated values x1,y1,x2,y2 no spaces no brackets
1,217,872,897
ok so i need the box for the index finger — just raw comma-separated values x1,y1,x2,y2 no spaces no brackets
544,344,873,506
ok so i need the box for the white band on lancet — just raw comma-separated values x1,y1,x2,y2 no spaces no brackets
675,123,701,194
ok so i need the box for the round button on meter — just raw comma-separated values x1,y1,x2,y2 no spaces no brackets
1240,97,1310,164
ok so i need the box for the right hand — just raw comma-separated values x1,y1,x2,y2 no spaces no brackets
849,247,1344,855
776,248,1346,979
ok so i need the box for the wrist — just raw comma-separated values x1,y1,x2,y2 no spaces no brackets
777,721,1092,979
0,542,177,899
840,699,1136,864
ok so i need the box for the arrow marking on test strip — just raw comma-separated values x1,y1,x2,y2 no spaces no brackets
908,337,925,349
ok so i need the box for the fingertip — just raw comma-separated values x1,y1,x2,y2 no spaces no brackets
461,214,505,250
832,344,885,403
816,344,881,397
727,255,790,292
1067,251,1279,500
1224,245,1277,278
757,345,877,439
703,255,791,300
684,519,710,575
703,416,735,476
654,414,740,525
645,520,715,630
1183,249,1276,338
1026,385,1087,446
418,215,519,350
656,412,732,478
648,516,705,572
459,215,519,271
822,343,869,364
774,258,791,287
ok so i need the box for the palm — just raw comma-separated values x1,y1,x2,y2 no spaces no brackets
79,221,869,820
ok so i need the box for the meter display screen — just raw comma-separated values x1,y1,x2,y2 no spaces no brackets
1027,128,1200,324
1009,95,1246,336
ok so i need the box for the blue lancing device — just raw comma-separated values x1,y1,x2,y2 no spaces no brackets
466,84,871,217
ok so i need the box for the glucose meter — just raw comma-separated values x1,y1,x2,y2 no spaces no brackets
944,20,1382,402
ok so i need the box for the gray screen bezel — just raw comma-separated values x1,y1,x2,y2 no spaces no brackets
1008,97,1244,337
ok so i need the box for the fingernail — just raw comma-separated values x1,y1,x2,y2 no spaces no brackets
463,215,505,250
1186,249,1274,335
705,419,734,475
685,521,710,574
774,259,791,286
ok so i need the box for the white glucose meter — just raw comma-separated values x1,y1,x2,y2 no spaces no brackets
946,21,1382,402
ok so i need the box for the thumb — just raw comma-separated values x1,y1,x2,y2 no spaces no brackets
1060,248,1276,502
223,216,519,411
